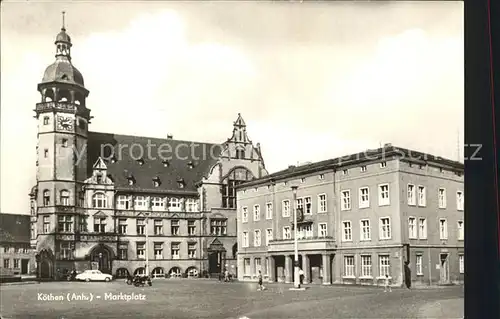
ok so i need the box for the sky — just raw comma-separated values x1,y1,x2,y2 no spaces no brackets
1,1,464,214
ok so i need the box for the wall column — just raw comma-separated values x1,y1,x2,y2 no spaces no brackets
285,255,292,283
237,255,244,280
268,256,275,282
322,253,331,285
333,253,342,284
301,253,310,284
250,257,255,280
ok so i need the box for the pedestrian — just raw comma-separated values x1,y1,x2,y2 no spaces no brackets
298,268,304,285
257,270,264,291
404,261,412,290
384,274,392,292
224,269,229,282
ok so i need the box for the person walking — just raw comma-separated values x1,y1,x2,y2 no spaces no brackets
384,274,392,292
298,268,304,285
257,270,265,291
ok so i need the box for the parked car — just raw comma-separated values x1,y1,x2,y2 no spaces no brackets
75,270,113,282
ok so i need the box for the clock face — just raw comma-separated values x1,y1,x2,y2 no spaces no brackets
57,116,73,131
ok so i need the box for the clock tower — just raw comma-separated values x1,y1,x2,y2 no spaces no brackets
33,13,91,277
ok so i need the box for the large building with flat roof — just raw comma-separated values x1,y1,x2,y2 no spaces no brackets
236,145,464,287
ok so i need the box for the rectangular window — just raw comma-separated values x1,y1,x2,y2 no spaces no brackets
408,217,417,239
341,190,351,211
304,197,312,214
188,243,196,258
416,254,423,275
266,228,273,245
342,169,348,175
168,198,181,211
380,162,387,168
116,195,131,209
342,221,352,241
154,219,163,235
418,218,427,239
188,220,196,236
253,205,260,221
118,248,127,260
136,243,145,259
266,202,273,219
407,184,416,205
136,219,145,235
457,220,464,240
154,243,163,259
438,188,447,208
151,197,165,211
244,258,251,276
171,243,180,259
43,116,49,125
283,226,291,240
360,219,371,241
359,187,370,208
60,242,73,260
318,223,327,238
318,194,327,213
254,258,262,276
418,186,426,206
93,217,106,233
3,259,10,268
253,229,261,247
134,196,148,210
343,256,355,277
319,174,325,180
361,255,372,277
379,255,390,277
186,198,198,212
210,219,227,236
456,191,464,210
297,224,313,239
459,254,464,274
242,232,249,248
43,216,50,233
378,184,390,206
296,198,304,214
282,200,290,217
57,215,73,232
44,149,49,158
171,220,180,236
379,218,391,240
360,166,367,172
439,218,448,239
242,207,248,223
13,259,20,269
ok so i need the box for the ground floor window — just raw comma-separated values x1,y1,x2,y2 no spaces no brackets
152,267,165,278
416,254,423,275
169,267,181,277
379,255,390,277
343,256,355,277
187,267,199,277
116,268,129,278
360,255,372,277
254,258,261,276
243,258,250,276
459,254,464,274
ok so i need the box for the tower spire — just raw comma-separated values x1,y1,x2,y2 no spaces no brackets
62,11,66,31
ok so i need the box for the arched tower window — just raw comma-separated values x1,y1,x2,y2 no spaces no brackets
222,167,253,208
60,190,70,206
235,149,245,159
92,193,107,208
43,190,51,206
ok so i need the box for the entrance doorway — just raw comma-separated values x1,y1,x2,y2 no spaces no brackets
207,238,226,276
89,244,113,274
439,253,449,284
21,259,29,274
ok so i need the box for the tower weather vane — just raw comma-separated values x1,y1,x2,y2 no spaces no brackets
62,11,66,30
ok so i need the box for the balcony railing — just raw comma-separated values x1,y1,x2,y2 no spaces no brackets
269,236,335,243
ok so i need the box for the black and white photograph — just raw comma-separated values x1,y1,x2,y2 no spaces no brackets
1,1,465,318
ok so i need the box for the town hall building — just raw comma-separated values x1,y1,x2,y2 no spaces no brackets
29,22,267,279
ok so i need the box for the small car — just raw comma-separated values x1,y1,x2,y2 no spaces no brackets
75,270,113,282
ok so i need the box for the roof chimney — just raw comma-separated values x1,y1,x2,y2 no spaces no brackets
384,143,392,148
167,134,173,139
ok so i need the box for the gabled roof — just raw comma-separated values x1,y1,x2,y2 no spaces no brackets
0,214,31,244
87,132,223,194
237,145,465,189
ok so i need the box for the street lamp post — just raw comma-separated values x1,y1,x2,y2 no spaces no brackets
291,186,300,289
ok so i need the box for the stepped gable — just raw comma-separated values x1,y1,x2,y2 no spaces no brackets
0,214,31,244
87,132,223,193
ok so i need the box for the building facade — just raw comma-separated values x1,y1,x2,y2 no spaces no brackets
29,24,267,280
236,145,464,287
0,214,36,280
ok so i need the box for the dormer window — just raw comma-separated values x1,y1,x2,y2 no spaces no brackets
153,176,161,187
127,175,135,185
187,161,194,169
177,178,185,189
96,174,102,184
137,159,144,166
